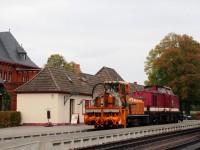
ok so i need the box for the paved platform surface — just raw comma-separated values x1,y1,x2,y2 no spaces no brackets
1,120,200,150
0,124,93,138
0,120,197,138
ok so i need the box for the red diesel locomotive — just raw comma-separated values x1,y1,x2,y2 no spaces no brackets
133,85,182,125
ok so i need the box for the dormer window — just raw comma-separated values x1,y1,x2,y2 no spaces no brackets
17,45,27,60
20,53,27,60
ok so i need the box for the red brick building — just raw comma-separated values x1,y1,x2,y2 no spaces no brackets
0,31,40,110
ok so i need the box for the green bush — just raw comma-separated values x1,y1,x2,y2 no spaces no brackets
0,111,21,128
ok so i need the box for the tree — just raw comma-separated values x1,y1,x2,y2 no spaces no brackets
0,86,11,111
145,33,200,115
46,54,66,68
46,54,77,72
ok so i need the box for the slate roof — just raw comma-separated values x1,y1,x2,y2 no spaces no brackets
95,66,124,81
0,32,38,68
16,66,124,95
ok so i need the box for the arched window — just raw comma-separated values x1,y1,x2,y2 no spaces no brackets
0,70,2,78
4,72,7,81
8,72,12,82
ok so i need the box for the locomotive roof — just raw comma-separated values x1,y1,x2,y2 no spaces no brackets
144,85,172,90
144,85,175,95
144,85,171,90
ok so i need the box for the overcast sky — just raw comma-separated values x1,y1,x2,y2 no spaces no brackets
1,0,200,84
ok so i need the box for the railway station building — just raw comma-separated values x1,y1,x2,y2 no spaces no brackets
0,32,40,110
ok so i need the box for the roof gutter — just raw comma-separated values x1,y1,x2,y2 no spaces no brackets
16,90,92,96
16,68,41,71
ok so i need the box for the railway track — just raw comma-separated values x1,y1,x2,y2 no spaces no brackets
78,127,200,150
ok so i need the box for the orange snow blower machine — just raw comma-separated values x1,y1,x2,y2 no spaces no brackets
84,81,148,129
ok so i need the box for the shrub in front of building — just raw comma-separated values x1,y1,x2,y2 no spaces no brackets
0,111,21,128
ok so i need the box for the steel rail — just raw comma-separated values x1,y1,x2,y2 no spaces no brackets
166,136,200,150
77,127,200,150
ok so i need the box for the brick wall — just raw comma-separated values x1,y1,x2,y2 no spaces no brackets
0,62,40,110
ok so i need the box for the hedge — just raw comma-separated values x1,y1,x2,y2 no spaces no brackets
0,111,21,128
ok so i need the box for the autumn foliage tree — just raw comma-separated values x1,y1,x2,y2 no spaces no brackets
46,54,78,72
145,33,200,114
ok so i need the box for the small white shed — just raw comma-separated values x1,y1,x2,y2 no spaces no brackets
16,67,92,125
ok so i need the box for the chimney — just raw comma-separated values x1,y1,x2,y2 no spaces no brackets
74,64,81,75
134,82,138,91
